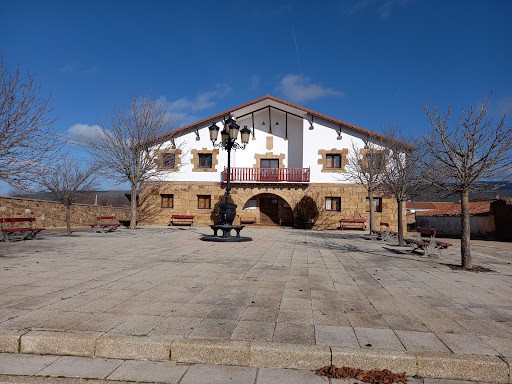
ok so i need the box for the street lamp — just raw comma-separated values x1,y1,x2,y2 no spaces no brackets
209,116,251,225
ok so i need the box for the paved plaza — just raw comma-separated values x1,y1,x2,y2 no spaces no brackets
0,227,511,383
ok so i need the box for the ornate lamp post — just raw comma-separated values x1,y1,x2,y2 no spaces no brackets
209,116,251,225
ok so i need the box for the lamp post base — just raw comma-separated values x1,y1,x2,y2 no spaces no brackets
201,224,252,242
201,235,252,242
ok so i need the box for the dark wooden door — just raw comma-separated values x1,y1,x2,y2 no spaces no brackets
260,198,279,225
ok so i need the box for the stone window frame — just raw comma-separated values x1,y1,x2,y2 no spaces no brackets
197,195,211,209
325,196,341,212
359,148,386,171
318,148,348,173
156,149,182,171
254,152,285,169
160,194,174,209
191,148,219,172
366,197,383,213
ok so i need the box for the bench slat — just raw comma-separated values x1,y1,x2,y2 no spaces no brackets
170,214,195,226
90,216,121,233
405,227,452,257
1,217,45,242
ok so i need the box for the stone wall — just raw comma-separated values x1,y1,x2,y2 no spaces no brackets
0,196,131,229
140,182,400,230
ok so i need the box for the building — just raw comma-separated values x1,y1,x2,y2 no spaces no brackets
142,95,410,229
406,201,496,238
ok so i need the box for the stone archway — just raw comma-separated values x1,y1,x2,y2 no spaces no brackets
239,193,294,226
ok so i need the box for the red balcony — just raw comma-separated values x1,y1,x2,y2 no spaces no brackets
223,167,310,183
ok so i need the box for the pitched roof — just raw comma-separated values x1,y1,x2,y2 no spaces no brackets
407,201,494,216
155,94,415,149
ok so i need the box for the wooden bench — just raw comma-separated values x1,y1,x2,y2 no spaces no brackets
404,227,453,257
240,214,256,224
89,216,121,233
339,218,366,230
170,214,195,226
372,222,398,241
0,217,45,241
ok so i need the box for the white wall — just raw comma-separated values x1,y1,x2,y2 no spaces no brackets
302,118,366,183
416,215,495,239
154,106,380,185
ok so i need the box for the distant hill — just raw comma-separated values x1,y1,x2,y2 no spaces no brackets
11,190,131,207
414,181,512,202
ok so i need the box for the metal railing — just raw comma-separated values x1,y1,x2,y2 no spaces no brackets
223,167,310,183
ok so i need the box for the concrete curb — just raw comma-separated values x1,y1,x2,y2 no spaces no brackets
0,330,510,383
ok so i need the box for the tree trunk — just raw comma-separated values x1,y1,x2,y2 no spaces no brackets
65,204,72,236
397,199,404,246
368,190,375,235
460,190,472,269
130,183,137,229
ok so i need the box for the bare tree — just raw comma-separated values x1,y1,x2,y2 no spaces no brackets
86,96,178,229
344,138,386,234
422,97,512,269
380,128,421,246
0,58,57,188
37,156,98,235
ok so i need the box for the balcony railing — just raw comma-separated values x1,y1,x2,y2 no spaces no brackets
223,167,310,183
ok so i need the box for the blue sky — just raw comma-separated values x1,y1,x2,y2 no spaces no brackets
1,0,511,192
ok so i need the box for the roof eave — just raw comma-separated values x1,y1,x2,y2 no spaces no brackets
154,95,416,150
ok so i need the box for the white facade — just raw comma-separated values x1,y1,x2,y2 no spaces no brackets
154,95,386,183
145,95,407,229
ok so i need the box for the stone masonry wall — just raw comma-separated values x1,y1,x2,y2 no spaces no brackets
141,182,400,231
0,196,130,229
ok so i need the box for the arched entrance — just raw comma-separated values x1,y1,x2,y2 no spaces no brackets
242,193,294,226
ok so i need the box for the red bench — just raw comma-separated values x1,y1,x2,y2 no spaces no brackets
339,218,366,230
405,227,452,257
170,214,195,226
0,217,45,241
89,216,121,233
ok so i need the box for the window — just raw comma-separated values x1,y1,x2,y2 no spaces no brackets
191,149,217,172
366,197,383,212
318,149,348,173
260,159,280,181
326,154,342,169
198,153,213,168
162,153,176,169
325,197,341,212
260,159,279,168
198,195,211,209
161,194,174,208
365,152,385,171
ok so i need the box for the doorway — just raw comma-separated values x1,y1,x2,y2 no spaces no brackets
260,197,279,225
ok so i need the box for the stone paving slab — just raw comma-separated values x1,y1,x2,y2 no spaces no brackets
0,227,511,383
37,356,123,379
0,353,503,384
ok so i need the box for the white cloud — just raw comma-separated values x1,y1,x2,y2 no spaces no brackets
277,74,342,102
250,74,261,91
59,63,75,73
163,84,232,113
159,84,232,125
498,98,512,115
67,123,104,145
